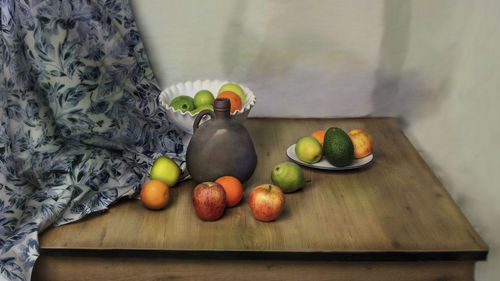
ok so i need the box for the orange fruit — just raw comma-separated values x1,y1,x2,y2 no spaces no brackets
217,91,242,113
215,176,243,207
311,130,326,147
140,180,170,210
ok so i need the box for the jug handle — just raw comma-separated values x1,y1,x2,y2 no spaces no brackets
193,110,216,133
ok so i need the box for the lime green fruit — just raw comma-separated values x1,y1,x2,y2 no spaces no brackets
193,90,215,108
150,156,181,187
190,104,214,114
170,96,195,112
295,136,322,164
218,83,245,103
324,127,354,167
271,162,306,193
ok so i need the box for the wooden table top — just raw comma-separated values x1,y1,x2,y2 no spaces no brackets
39,118,488,261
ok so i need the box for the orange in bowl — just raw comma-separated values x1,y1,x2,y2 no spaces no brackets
217,91,242,113
140,180,170,210
215,176,244,207
311,130,326,147
348,129,373,159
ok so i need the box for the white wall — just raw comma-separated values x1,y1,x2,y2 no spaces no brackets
395,1,500,280
130,0,384,117
130,0,500,279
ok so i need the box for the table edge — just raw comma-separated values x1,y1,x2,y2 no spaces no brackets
40,248,488,262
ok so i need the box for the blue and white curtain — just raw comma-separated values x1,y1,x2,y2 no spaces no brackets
0,1,185,280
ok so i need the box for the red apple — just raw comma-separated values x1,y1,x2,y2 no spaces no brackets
249,184,284,222
193,182,226,221
348,129,373,159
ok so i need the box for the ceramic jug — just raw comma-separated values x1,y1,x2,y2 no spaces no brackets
186,98,257,183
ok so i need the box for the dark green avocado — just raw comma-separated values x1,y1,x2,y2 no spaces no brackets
324,127,354,167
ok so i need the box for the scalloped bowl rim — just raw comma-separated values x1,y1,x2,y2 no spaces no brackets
159,80,256,117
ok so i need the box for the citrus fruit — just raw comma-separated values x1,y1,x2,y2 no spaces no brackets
217,91,242,113
218,83,245,103
140,180,170,210
150,156,181,187
271,162,306,193
348,129,373,158
215,176,243,207
295,136,323,164
311,130,326,147
169,96,195,113
193,90,215,108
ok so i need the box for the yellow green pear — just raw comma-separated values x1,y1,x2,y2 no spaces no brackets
150,156,181,187
218,83,245,103
271,162,306,193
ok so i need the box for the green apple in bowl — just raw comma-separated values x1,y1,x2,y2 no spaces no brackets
190,104,214,114
193,90,215,108
170,96,195,113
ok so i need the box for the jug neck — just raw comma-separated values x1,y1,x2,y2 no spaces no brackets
214,98,231,119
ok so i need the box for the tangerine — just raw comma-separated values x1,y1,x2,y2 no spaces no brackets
140,180,170,210
217,91,242,113
311,130,326,147
215,176,243,207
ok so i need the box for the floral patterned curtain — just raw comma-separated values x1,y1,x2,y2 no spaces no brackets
0,1,185,280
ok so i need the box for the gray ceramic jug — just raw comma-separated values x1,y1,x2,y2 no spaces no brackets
186,98,257,183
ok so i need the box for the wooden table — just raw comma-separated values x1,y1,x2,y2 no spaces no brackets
33,118,488,281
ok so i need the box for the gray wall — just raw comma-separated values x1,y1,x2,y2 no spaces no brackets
130,1,500,279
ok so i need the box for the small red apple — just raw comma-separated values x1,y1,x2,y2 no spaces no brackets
249,184,284,222
193,182,226,221
348,129,373,159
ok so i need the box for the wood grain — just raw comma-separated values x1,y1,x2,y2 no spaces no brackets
33,256,476,281
38,118,487,260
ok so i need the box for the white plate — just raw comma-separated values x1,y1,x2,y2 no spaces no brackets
286,144,374,170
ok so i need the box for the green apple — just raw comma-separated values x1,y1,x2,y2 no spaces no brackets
295,137,322,164
193,90,215,108
170,96,195,112
190,104,214,114
150,156,181,187
271,162,306,193
218,83,245,103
